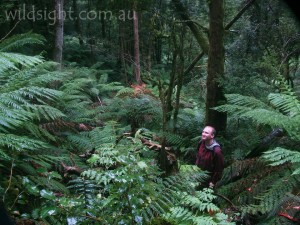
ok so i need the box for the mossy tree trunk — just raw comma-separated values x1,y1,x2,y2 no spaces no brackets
205,0,227,133
171,0,209,54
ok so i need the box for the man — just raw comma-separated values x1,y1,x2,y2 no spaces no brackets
195,126,224,188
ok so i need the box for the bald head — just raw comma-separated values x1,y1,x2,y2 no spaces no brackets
201,126,216,144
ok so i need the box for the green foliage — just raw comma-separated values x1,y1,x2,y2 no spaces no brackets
163,188,235,225
215,76,300,224
0,32,45,52
0,32,45,73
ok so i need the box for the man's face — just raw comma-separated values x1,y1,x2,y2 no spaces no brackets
201,126,214,141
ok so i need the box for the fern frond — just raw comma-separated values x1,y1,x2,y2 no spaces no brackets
67,133,94,152
241,172,297,215
29,176,69,194
0,52,43,72
0,32,45,52
115,87,135,97
29,105,66,121
268,93,300,116
20,87,63,102
262,147,300,175
224,94,268,108
25,122,57,141
97,82,125,93
0,134,52,153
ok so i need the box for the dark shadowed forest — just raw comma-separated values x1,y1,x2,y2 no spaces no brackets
0,0,299,224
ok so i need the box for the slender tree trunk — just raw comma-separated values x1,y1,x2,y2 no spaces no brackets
53,0,64,70
146,34,153,72
72,0,83,46
282,57,293,87
101,13,106,39
133,9,142,85
119,21,128,83
205,0,227,133
173,27,185,132
158,29,179,176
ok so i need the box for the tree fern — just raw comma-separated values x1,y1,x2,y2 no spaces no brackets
163,188,235,225
214,76,300,224
262,147,300,175
0,32,45,52
0,34,44,72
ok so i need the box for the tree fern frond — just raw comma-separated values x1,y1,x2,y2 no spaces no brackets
20,87,63,102
268,93,300,117
164,132,188,147
24,122,57,141
0,32,45,52
181,190,219,212
0,52,43,72
29,105,66,121
115,87,135,98
29,71,71,86
241,108,290,127
90,124,118,147
212,104,251,116
40,120,77,134
67,133,94,151
262,147,300,174
241,172,297,215
0,134,52,153
0,109,33,131
0,53,18,71
0,149,10,161
224,94,268,108
29,176,69,194
97,82,125,93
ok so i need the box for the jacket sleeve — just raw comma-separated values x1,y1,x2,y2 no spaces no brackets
211,147,224,184
195,141,202,166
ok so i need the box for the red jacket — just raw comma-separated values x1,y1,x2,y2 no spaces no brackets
195,140,224,184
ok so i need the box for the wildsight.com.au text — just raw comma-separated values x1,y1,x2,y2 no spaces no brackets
5,4,134,25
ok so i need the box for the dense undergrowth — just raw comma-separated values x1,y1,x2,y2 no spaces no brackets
0,28,299,225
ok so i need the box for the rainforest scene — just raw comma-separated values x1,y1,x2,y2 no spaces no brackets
0,0,299,224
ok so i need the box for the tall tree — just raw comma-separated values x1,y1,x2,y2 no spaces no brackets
171,0,209,54
72,0,83,45
133,6,142,85
205,0,226,132
53,0,64,70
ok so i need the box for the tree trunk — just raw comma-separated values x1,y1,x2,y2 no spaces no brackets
101,13,106,39
146,34,153,72
119,21,128,83
53,0,64,70
133,9,142,85
173,27,185,132
72,0,83,46
171,0,209,54
183,0,257,77
158,29,179,176
205,0,227,133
